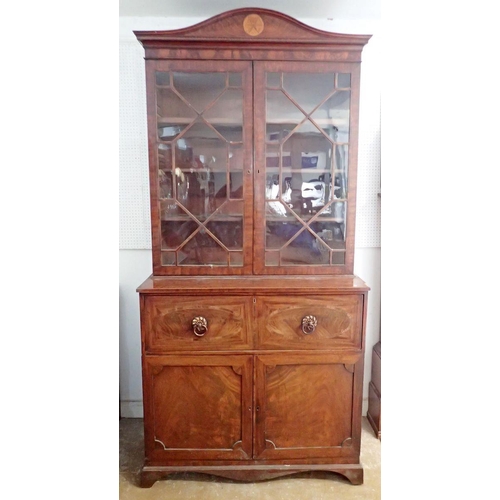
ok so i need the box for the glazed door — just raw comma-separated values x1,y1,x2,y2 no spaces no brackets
253,61,360,274
146,60,254,275
253,353,363,459
143,355,253,461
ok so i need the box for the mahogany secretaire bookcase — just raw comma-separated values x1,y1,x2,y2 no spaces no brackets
134,8,371,487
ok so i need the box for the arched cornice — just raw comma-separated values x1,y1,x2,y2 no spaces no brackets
134,8,371,49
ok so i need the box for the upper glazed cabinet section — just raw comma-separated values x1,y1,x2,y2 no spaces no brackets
135,9,370,276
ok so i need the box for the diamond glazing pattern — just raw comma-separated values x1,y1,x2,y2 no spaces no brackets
119,40,380,249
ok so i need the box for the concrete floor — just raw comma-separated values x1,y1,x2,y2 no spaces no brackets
119,417,381,499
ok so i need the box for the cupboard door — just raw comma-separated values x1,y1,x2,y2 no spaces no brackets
254,353,363,460
146,60,254,275
143,355,253,461
253,61,361,275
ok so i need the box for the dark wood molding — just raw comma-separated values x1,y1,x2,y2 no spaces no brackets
134,8,371,47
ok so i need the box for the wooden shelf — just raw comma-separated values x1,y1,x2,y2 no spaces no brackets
161,215,243,222
265,168,346,174
266,216,344,223
158,117,242,125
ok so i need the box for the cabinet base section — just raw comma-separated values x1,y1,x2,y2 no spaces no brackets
140,463,363,487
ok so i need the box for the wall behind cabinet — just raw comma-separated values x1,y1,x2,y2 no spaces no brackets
119,15,380,417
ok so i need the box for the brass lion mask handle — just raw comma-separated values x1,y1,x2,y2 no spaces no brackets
301,315,318,334
192,316,208,337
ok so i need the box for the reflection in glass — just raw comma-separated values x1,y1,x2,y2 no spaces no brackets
160,252,176,266
266,72,281,87
229,252,243,267
173,72,226,113
263,70,352,268
282,72,335,113
266,90,304,141
216,200,244,216
265,143,281,169
156,88,197,140
156,72,170,86
266,220,345,266
160,200,184,219
229,172,243,199
266,220,302,249
228,72,242,87
310,90,350,140
337,73,351,88
179,230,228,266
161,220,198,250
204,89,243,142
265,251,280,266
229,145,243,171
155,70,246,268
206,220,243,249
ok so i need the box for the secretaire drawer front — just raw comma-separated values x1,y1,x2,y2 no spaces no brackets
142,296,253,352
256,295,363,350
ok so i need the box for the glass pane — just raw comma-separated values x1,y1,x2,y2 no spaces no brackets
316,200,345,219
300,177,327,212
210,175,244,202
161,252,176,266
309,221,346,247
228,72,242,87
206,220,243,249
310,90,350,140
229,145,244,171
175,122,227,170
155,72,170,86
173,72,226,113
266,72,281,88
280,228,330,266
265,143,280,169
161,220,198,250
156,70,247,270
282,121,333,173
266,90,304,141
333,170,348,200
178,230,228,266
282,72,335,113
230,172,243,199
204,89,243,142
337,73,351,88
331,251,345,265
156,87,197,140
263,70,351,269
266,219,303,249
159,173,173,199
160,199,185,219
265,174,281,201
265,251,280,266
175,170,227,217
215,199,243,216
335,144,349,173
229,252,244,267
158,145,173,198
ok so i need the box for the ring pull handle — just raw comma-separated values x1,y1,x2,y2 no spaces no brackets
301,315,318,335
192,316,208,337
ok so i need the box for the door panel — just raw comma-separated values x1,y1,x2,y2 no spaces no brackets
143,355,253,461
253,61,360,275
254,352,363,459
147,60,254,275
